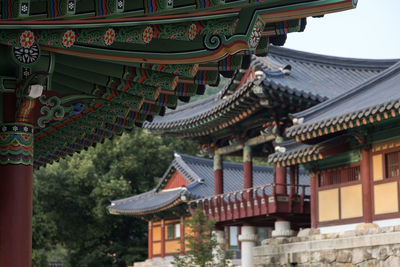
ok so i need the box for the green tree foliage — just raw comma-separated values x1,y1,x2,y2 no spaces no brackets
33,129,197,266
172,209,229,267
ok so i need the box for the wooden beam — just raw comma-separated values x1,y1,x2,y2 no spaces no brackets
215,134,275,155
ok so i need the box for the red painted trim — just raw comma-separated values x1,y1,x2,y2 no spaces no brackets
361,148,372,223
0,164,33,267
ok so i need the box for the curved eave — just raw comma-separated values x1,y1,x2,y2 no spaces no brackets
286,62,400,142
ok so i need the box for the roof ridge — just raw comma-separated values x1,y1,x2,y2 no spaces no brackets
268,46,399,70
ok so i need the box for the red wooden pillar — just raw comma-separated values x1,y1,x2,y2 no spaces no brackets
275,164,287,195
214,154,223,195
180,217,185,256
289,166,296,196
0,123,34,267
161,219,166,258
361,148,372,223
243,145,253,189
310,172,318,228
148,221,153,259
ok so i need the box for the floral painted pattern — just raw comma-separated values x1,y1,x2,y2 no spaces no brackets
20,31,35,48
143,26,153,44
62,30,76,48
188,24,197,40
104,28,116,46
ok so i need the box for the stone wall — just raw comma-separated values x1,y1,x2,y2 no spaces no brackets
254,225,400,266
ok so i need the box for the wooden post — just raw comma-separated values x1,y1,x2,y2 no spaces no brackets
0,122,34,267
310,172,318,228
0,92,39,267
180,217,185,256
361,148,372,223
161,219,165,258
214,154,223,195
289,166,296,195
275,164,287,195
243,145,253,189
148,221,153,259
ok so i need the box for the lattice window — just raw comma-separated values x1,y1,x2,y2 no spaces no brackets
386,151,400,178
319,165,360,187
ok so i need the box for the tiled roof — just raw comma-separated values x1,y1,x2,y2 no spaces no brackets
109,153,309,215
286,61,400,140
144,46,397,134
268,136,350,166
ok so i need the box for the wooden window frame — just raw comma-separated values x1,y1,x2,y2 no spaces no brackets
317,162,361,189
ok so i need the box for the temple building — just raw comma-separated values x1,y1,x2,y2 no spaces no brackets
109,153,309,266
0,1,357,266
110,46,399,267
254,61,400,267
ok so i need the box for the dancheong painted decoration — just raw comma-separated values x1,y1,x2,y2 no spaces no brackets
0,0,357,167
0,1,357,267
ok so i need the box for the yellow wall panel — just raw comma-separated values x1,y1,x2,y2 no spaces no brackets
153,226,161,241
153,242,161,255
340,184,363,219
373,154,383,181
318,188,339,222
374,182,399,215
165,240,181,254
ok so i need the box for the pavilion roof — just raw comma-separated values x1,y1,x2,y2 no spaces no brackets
108,153,310,216
286,61,400,142
144,46,397,138
0,0,357,167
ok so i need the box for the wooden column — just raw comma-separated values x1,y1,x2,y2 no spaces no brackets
148,221,153,259
361,148,372,223
310,172,318,228
180,217,185,256
0,122,34,267
161,219,165,258
214,154,223,195
243,145,253,189
289,166,296,196
275,164,287,195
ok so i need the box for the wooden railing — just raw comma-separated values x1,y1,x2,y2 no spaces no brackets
189,183,309,222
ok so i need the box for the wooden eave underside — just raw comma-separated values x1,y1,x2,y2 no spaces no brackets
0,0,356,168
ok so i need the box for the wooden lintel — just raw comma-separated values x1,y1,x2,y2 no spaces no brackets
215,134,275,155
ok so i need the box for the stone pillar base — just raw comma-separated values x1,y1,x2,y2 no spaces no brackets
271,221,295,238
212,230,226,265
239,226,258,267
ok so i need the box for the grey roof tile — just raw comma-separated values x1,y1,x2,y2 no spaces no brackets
109,153,309,215
144,46,397,132
287,61,400,138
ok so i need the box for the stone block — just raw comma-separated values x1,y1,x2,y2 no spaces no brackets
356,223,379,231
321,250,337,263
297,228,320,237
310,251,322,263
352,248,372,264
338,230,356,238
336,250,352,263
384,256,400,266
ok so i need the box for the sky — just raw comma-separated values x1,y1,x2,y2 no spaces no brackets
284,0,400,59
